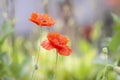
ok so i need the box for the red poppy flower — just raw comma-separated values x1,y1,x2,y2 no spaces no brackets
80,25,93,42
41,32,72,56
29,12,55,27
106,0,120,6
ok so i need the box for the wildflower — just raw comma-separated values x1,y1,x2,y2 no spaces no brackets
106,0,120,6
80,25,93,42
29,12,55,27
102,47,108,54
41,32,72,56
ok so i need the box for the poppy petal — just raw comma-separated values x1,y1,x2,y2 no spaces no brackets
47,32,69,48
57,46,72,56
29,12,55,26
41,40,54,50
29,12,40,25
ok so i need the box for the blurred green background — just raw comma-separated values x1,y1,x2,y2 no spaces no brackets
1,0,120,80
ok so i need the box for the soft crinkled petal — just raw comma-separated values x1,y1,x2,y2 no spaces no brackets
29,12,55,27
39,14,55,26
57,46,72,56
47,32,69,48
29,12,40,25
41,40,54,50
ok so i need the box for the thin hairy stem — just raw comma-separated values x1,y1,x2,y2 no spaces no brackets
102,52,108,80
36,27,42,66
31,27,42,80
30,70,35,80
52,51,58,80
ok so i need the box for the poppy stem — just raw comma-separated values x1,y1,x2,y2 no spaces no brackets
31,27,42,80
52,51,58,80
55,51,58,67
102,47,108,80
30,69,35,80
36,27,43,67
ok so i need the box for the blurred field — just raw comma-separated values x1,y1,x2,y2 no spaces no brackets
1,0,120,80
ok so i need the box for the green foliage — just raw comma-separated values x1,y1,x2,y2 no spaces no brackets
1,16,120,80
0,21,30,80
0,21,14,49
109,14,120,52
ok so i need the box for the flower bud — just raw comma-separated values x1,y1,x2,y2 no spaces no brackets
114,66,120,74
102,47,108,54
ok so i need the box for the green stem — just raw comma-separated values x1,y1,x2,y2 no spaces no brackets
30,70,35,80
30,27,42,80
36,27,42,66
0,45,1,51
52,51,58,80
55,52,58,67
102,53,108,80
